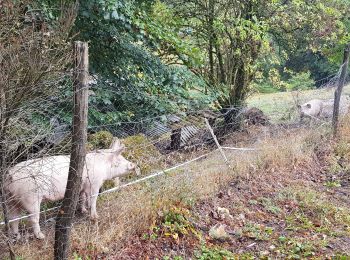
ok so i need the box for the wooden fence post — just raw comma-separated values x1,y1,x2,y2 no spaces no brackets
170,128,182,150
0,166,16,260
54,41,89,260
333,43,350,136
204,118,231,168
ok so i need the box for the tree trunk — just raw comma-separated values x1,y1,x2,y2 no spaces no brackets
54,41,89,260
207,0,215,85
208,44,215,85
214,34,225,84
333,43,350,136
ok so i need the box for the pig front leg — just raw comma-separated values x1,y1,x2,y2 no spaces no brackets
88,186,100,221
22,197,45,239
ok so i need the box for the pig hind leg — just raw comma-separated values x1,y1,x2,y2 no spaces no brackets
79,191,88,214
7,200,22,239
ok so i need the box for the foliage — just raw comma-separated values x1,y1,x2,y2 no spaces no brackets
145,206,199,242
122,134,162,176
284,51,338,86
72,0,215,126
87,130,113,151
241,223,274,241
161,206,196,240
253,70,315,93
87,66,217,127
258,197,282,215
276,237,318,259
165,0,350,108
194,246,236,260
139,1,205,67
285,71,316,91
26,0,350,129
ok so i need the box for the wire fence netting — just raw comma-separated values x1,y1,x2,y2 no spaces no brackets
0,64,349,258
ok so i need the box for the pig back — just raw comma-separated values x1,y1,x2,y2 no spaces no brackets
7,155,71,202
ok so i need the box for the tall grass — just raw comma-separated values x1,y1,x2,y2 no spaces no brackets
10,121,333,259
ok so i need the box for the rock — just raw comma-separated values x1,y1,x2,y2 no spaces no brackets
209,224,230,241
238,213,246,221
246,242,256,248
217,207,233,219
260,250,270,256
101,246,109,254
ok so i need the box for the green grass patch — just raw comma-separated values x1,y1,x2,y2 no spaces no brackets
247,84,350,123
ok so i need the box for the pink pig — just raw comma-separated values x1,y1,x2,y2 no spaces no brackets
6,141,136,239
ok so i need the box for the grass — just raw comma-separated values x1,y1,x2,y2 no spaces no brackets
5,86,350,259
247,84,350,123
10,123,335,259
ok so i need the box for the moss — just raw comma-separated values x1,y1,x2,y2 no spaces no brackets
87,130,113,151
122,134,162,176
100,179,117,192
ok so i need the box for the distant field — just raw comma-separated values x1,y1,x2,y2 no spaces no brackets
247,84,350,123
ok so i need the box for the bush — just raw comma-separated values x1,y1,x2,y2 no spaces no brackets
285,71,315,91
194,246,236,260
87,131,114,151
122,134,162,176
253,69,315,93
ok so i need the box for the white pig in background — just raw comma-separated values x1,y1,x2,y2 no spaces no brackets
298,96,350,120
5,141,136,239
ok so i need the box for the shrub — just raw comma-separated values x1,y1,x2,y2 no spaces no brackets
194,246,236,260
145,206,199,241
122,134,162,176
87,131,114,151
286,71,315,91
253,69,315,93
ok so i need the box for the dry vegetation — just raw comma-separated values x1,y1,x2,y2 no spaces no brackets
6,110,350,259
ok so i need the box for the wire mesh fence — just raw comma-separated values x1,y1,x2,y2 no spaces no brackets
1,42,350,258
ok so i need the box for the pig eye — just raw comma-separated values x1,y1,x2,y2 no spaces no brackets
306,104,311,108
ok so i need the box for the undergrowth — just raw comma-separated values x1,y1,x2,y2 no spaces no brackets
11,117,350,259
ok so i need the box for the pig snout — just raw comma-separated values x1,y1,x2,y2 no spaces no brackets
128,162,141,176
128,162,136,170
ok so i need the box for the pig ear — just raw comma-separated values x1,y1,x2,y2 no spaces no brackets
110,137,122,150
112,144,125,155
306,103,311,108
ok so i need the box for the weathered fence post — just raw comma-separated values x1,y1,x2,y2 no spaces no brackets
170,128,182,150
54,41,89,260
0,145,16,260
204,118,231,168
333,43,350,136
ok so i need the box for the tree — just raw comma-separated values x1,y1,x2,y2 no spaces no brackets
71,0,214,129
0,2,75,258
163,0,350,114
